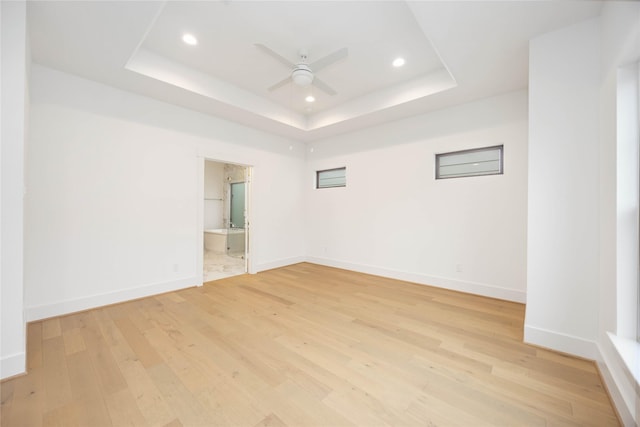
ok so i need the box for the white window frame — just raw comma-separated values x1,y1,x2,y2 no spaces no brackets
316,167,346,189
435,145,504,180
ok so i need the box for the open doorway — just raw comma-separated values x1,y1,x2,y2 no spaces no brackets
202,160,250,282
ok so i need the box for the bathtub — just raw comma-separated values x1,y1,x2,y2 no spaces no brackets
204,228,245,254
204,229,228,253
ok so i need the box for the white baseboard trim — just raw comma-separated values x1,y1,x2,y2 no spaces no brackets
523,326,637,424
255,256,307,273
1,352,25,380
24,276,199,322
523,325,599,360
596,340,636,426
305,256,526,303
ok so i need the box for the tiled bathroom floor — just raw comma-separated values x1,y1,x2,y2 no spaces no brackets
203,250,246,282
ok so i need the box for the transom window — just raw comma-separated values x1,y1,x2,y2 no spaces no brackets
436,145,504,179
316,167,346,189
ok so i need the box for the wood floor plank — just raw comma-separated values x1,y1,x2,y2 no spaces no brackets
405,393,494,427
408,353,580,425
66,350,112,426
196,374,268,427
4,368,44,427
146,363,212,427
103,388,148,427
42,336,73,412
0,380,13,426
114,355,176,426
1,263,620,426
126,299,160,333
113,317,164,368
42,402,80,427
261,380,355,427
323,387,396,427
73,395,113,427
27,321,43,370
142,326,220,395
253,413,287,427
96,312,176,427
62,328,86,356
41,318,61,340
59,312,85,332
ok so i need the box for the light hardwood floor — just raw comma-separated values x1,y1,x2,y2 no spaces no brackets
1,263,620,426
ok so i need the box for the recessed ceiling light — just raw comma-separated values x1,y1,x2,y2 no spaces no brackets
305,95,315,103
392,57,405,67
182,33,198,46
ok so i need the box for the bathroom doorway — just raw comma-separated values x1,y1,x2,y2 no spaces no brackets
202,160,250,282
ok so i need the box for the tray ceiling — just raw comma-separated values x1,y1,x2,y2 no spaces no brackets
27,1,603,141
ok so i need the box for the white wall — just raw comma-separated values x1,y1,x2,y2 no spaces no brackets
527,4,640,424
204,160,224,230
597,2,640,424
305,90,528,303
24,64,307,321
526,18,601,358
1,1,28,380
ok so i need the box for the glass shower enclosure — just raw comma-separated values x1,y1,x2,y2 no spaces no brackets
227,181,246,258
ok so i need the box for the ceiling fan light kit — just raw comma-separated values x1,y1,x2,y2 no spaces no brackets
292,64,314,86
255,43,347,96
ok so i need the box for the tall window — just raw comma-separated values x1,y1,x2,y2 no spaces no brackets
615,62,639,341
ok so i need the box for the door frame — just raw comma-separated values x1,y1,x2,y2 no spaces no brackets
197,155,254,285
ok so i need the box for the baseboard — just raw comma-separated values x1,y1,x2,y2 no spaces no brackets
523,326,637,424
24,276,199,322
255,256,307,273
596,341,636,426
523,324,600,360
305,256,526,303
1,352,25,380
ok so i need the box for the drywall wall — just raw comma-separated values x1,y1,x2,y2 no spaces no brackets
526,6,640,423
597,2,640,424
1,1,28,379
526,18,601,358
305,90,528,302
24,64,306,321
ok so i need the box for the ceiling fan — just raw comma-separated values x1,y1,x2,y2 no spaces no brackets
255,44,348,96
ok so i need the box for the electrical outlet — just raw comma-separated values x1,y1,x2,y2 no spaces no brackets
173,263,179,272
456,264,463,272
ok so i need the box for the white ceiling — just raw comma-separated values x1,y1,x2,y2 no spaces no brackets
27,1,603,142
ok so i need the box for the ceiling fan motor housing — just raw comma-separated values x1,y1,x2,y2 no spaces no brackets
292,64,314,86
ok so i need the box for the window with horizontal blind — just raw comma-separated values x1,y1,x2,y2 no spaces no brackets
316,167,346,189
436,145,503,179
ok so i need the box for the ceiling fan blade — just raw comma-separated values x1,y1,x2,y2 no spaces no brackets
309,47,348,73
268,76,292,92
254,43,295,69
312,77,337,96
